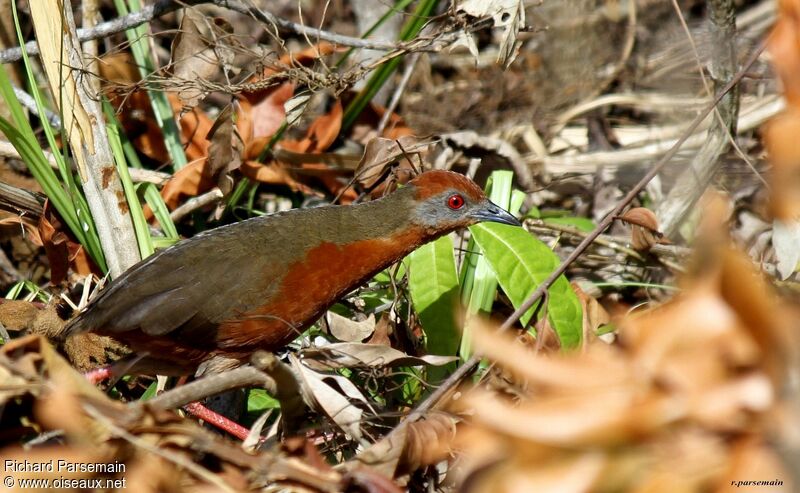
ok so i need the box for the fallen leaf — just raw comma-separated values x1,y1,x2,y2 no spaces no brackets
620,207,664,251
170,9,221,109
206,104,244,196
300,342,458,371
327,312,375,342
289,354,364,441
354,136,434,189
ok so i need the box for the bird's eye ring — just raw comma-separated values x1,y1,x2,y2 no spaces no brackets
447,194,465,210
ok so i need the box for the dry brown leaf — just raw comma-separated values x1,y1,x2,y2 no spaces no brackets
326,312,375,342
300,342,457,371
205,104,243,196
620,206,663,251
764,110,800,220
571,281,611,346
99,53,169,162
170,9,221,109
366,313,393,346
289,354,364,441
354,136,434,189
766,1,800,220
396,412,457,476
769,1,800,108
248,82,295,141
36,202,96,283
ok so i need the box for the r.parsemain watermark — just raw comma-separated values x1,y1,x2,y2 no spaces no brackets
730,479,784,487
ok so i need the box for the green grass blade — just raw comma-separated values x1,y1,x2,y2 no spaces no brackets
107,124,154,258
102,99,179,240
458,171,515,357
6,1,107,271
342,0,439,131
114,0,187,170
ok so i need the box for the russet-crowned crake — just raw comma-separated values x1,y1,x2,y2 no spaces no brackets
65,170,520,375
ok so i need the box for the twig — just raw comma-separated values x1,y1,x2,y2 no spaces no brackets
406,39,768,421
0,182,45,219
12,85,61,127
144,366,277,411
169,187,224,222
0,0,403,65
525,220,686,273
219,0,399,50
0,139,170,185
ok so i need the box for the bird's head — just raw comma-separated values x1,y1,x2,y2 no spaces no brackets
406,170,522,231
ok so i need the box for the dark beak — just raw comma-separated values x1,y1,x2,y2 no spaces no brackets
471,201,522,227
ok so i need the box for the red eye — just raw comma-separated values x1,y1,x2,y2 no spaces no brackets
447,194,465,210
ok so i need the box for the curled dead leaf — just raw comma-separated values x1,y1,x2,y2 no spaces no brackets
326,312,375,342
619,207,664,251
300,342,458,371
396,412,457,476
354,136,434,189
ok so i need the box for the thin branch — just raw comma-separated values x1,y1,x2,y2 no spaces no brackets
169,187,224,223
12,85,61,127
144,366,277,411
0,0,403,65
0,139,170,185
219,0,398,50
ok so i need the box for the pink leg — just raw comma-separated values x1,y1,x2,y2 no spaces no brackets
183,401,251,441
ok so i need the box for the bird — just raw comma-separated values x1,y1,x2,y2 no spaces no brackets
64,170,521,375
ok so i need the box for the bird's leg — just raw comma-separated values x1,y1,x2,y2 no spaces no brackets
182,401,251,441
83,365,255,441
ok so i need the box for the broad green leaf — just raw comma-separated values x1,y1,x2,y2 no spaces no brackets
407,235,461,362
469,223,583,348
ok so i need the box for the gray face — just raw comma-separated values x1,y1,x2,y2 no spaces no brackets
412,189,521,230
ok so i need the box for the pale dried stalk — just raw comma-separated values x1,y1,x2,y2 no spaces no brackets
29,0,140,277
534,95,782,173
656,0,739,236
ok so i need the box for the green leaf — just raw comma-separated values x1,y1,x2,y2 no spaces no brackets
544,216,596,232
140,381,158,401
407,235,461,362
248,389,281,413
107,124,154,258
114,0,187,170
469,222,583,348
459,170,519,358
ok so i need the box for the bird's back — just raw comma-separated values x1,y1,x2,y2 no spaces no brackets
65,189,421,364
